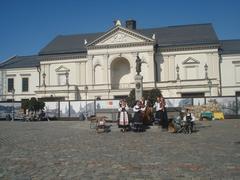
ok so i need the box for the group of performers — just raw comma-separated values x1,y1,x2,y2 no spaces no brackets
117,95,169,132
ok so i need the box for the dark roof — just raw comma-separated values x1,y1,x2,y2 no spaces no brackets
0,55,40,69
39,23,219,55
0,23,222,69
138,23,219,47
220,39,240,54
39,32,103,55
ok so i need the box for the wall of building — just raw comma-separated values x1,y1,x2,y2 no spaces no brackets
1,68,39,101
155,48,220,97
221,54,240,96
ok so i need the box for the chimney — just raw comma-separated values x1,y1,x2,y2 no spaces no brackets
126,20,136,30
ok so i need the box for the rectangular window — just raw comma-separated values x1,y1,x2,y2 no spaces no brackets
185,66,197,80
22,78,29,92
181,92,204,98
235,65,240,83
58,74,66,85
8,78,14,92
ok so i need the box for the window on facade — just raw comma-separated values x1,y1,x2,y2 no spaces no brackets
235,65,240,83
22,78,29,92
185,66,198,80
181,92,204,98
7,78,14,92
58,74,66,85
94,65,102,84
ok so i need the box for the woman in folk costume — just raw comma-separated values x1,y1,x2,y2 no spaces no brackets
117,99,123,125
133,100,146,123
140,97,147,108
118,99,129,132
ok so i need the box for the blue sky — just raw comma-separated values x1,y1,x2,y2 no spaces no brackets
0,0,240,61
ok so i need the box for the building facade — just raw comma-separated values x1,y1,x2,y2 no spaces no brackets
0,20,240,101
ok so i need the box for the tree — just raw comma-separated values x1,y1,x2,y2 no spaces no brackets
148,88,162,105
126,89,135,107
21,99,30,114
126,88,162,107
21,97,45,115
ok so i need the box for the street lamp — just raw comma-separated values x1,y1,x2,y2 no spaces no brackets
36,65,41,87
176,64,180,80
204,64,208,79
65,71,69,86
84,85,88,118
65,71,70,100
11,88,15,121
208,79,212,97
42,72,46,87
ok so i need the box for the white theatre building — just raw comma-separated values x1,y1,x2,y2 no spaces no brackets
0,20,240,101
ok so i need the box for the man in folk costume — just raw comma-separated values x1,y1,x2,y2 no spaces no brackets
153,96,162,126
118,99,129,132
160,95,168,130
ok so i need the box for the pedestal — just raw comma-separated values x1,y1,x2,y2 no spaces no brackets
135,75,143,101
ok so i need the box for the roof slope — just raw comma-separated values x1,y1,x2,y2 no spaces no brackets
39,23,219,55
0,55,40,69
39,32,103,55
220,39,240,54
138,23,219,47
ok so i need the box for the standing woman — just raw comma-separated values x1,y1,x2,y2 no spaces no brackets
118,99,129,132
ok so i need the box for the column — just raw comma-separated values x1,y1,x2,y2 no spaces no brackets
80,62,86,85
207,53,213,79
86,55,93,85
212,53,220,80
148,51,154,82
168,55,175,80
76,62,81,85
46,64,50,85
164,56,169,81
103,54,109,84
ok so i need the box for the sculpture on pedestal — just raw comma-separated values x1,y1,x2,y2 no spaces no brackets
136,56,142,75
135,55,143,101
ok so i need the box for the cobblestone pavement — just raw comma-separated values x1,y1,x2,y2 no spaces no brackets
0,119,240,180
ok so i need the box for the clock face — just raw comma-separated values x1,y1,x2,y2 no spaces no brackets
136,82,141,89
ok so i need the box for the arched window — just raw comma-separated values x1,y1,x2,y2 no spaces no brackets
94,65,102,84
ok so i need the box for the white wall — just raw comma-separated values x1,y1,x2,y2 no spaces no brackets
221,54,240,95
2,67,39,101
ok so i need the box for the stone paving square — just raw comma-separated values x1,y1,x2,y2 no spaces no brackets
0,119,240,179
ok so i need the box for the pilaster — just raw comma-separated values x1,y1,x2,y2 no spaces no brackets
168,55,175,80
86,55,93,85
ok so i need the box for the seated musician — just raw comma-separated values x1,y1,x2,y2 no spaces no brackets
172,110,185,132
97,117,106,127
183,108,196,130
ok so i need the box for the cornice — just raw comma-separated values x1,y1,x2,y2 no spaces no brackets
87,42,154,50
87,26,154,47
40,54,87,61
159,44,220,52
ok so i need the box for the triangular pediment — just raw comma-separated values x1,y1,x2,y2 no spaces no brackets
182,57,200,64
87,26,154,47
55,65,70,72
